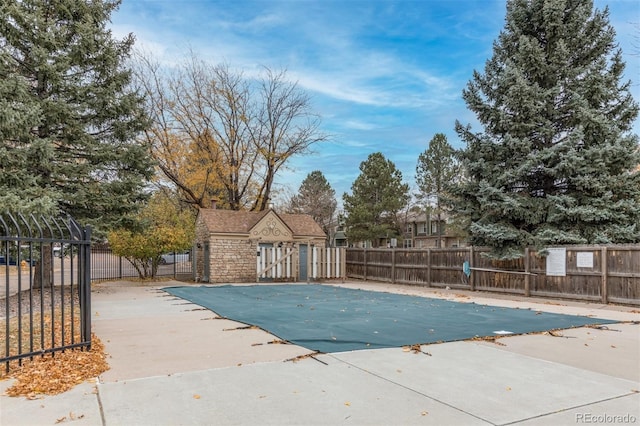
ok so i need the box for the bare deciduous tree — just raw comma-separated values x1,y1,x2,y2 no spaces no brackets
133,52,327,211
251,68,328,211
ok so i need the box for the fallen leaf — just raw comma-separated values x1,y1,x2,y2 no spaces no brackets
344,401,351,407
421,411,428,416
4,332,109,397
470,335,506,346
193,394,201,399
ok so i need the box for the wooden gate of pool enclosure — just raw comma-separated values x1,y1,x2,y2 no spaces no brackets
194,206,345,283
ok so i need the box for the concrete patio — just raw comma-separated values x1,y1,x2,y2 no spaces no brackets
1,280,638,425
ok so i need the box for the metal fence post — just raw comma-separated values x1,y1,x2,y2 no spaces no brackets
173,251,178,278
82,226,92,348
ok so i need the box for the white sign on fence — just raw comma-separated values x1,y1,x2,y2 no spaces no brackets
576,252,594,268
546,248,567,276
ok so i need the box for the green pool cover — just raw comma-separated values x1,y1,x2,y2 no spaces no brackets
164,284,616,353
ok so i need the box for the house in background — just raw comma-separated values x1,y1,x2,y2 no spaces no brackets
401,210,467,249
329,215,348,247
328,209,466,249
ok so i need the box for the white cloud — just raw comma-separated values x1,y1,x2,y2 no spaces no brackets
109,0,640,197
341,120,379,131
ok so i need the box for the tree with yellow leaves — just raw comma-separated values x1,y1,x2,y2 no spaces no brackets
108,192,194,278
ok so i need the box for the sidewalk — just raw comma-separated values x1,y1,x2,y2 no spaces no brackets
1,281,639,425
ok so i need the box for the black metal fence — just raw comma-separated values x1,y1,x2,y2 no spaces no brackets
1,213,92,372
90,246,194,282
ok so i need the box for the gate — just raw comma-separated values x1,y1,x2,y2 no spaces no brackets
257,244,296,281
257,244,346,282
1,213,91,372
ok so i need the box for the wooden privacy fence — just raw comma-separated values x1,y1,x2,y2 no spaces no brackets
345,245,640,305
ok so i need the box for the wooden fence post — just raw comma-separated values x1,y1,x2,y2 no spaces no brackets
363,248,367,281
427,248,431,287
391,249,396,283
469,246,475,291
601,247,608,304
524,247,530,297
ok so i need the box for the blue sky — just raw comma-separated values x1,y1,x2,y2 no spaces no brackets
109,0,640,207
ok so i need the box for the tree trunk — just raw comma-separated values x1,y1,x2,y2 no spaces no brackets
33,247,53,289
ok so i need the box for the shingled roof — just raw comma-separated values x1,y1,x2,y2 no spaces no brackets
198,208,326,238
278,213,326,237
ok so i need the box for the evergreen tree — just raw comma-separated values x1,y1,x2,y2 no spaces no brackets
288,170,337,237
0,0,153,234
416,133,461,247
343,152,409,247
455,0,640,258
